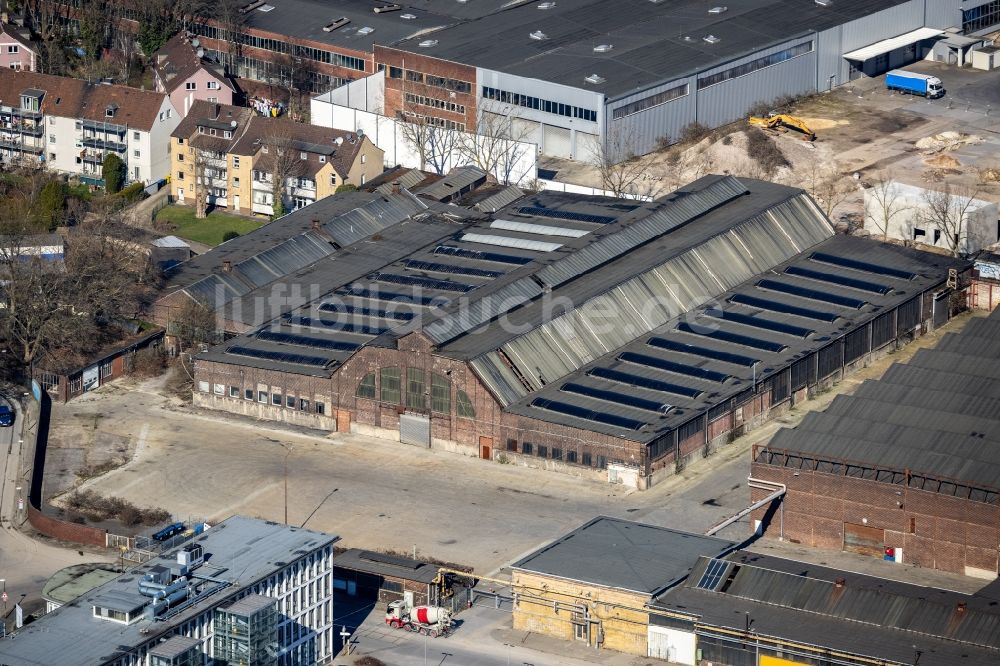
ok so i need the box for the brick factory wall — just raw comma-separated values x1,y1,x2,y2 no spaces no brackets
27,504,108,548
750,461,1000,576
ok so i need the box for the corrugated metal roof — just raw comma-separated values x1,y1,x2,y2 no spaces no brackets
417,166,486,201
233,232,335,289
322,191,429,246
474,186,526,213
374,168,427,195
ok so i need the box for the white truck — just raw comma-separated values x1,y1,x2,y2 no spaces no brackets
384,600,454,637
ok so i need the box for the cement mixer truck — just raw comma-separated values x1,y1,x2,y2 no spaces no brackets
385,600,454,637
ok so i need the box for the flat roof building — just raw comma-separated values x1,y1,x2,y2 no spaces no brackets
0,516,338,666
751,308,1000,577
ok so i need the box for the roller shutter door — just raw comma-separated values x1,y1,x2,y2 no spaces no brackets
542,124,572,159
844,522,884,557
512,118,541,149
647,626,696,665
400,413,430,447
573,132,600,163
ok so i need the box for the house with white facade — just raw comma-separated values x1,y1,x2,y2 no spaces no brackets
0,68,179,185
863,181,999,256
0,516,337,666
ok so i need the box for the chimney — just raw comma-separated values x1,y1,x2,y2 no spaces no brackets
391,181,401,194
834,577,846,589
310,219,321,230
222,260,232,272
957,602,967,614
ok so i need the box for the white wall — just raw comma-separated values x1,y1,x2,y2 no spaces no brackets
863,181,999,254
312,90,538,187
144,97,180,183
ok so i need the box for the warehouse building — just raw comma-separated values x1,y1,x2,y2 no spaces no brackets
510,517,1000,665
174,174,965,489
377,0,997,159
751,308,1000,578
0,516,338,666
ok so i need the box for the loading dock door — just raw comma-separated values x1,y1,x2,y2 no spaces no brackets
844,522,884,557
400,413,430,447
542,124,572,159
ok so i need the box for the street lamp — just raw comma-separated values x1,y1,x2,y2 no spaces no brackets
279,442,294,525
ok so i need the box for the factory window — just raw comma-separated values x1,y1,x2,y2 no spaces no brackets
213,383,224,395
456,389,475,418
299,398,309,411
909,517,916,533
315,401,325,415
382,580,403,593
612,83,689,119
964,0,1000,33
404,92,466,115
596,455,607,469
286,395,295,408
258,390,268,403
245,389,253,400
389,66,403,79
566,450,577,463
697,41,814,89
356,372,376,399
537,445,547,458
198,381,209,392
678,417,704,443
582,452,592,467
229,386,239,397
380,367,401,404
648,437,671,460
481,86,597,122
406,70,424,83
522,441,533,455
431,373,450,413
405,367,425,409
551,448,562,460
506,439,518,452
272,392,282,405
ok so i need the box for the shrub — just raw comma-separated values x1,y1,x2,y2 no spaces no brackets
355,657,388,666
102,154,125,193
746,128,791,175
116,181,147,202
679,122,712,145
33,179,67,229
336,183,359,194
222,230,240,242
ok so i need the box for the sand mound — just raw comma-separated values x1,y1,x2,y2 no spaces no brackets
798,117,849,130
924,154,962,168
915,132,981,152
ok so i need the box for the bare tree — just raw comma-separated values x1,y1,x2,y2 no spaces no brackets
171,297,219,350
455,102,533,185
805,163,854,221
593,126,660,198
213,0,249,76
919,183,984,257
258,123,305,218
397,115,458,175
863,173,908,241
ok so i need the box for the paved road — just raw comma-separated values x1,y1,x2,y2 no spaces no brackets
0,391,112,626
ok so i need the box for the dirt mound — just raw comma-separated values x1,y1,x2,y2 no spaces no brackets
923,154,962,168
915,132,981,152
978,168,1000,183
798,117,849,130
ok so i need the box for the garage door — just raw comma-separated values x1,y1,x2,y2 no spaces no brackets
400,413,430,447
647,625,696,665
844,522,884,557
573,132,600,163
512,118,541,149
542,124,572,159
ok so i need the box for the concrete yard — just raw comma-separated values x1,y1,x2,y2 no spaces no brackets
47,312,979,575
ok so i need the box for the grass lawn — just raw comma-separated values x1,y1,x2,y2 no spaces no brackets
154,205,265,246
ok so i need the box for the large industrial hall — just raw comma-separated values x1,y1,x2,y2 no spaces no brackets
158,172,967,489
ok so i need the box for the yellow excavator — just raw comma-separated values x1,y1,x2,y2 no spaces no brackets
748,112,816,141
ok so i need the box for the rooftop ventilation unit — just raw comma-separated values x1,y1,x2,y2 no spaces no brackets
323,17,351,32
357,26,376,35
529,30,548,40
373,3,401,12
593,44,613,53
418,39,438,47
585,73,606,84
683,35,695,42
401,13,417,19
708,5,727,13
240,0,265,13
538,1,556,7
815,0,832,5
703,34,720,44
257,3,274,11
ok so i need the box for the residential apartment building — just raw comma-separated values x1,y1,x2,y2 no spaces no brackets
0,69,179,184
0,23,37,71
170,100,382,216
153,34,236,119
0,516,338,666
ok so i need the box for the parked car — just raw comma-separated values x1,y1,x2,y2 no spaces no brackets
0,405,13,427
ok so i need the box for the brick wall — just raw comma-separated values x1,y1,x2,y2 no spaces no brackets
750,461,1000,576
27,504,108,548
375,46,478,131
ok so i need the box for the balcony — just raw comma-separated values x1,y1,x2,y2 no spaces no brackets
0,107,42,121
0,138,43,154
80,119,125,133
80,151,108,165
81,137,127,152
0,121,43,137
252,202,274,215
289,186,316,199
202,155,227,168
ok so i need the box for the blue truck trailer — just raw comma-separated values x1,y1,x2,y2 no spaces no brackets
885,70,944,98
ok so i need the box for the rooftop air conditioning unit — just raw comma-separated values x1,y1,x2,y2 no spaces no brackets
703,34,720,44
373,3,401,13
357,26,375,35
708,6,727,13
538,1,556,8
529,30,547,40
418,39,438,48
584,74,606,85
323,17,350,32
593,44,613,53
401,13,416,19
